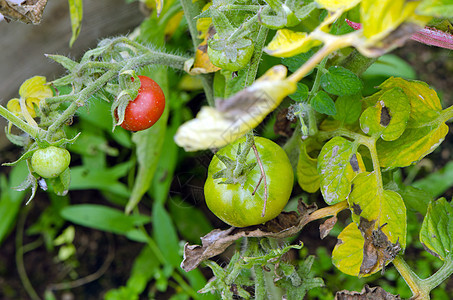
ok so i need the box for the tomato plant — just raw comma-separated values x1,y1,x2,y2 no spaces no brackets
116,75,165,131
31,146,71,178
1,0,453,299
204,136,293,227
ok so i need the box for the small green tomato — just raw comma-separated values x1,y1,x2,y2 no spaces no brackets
207,41,254,72
31,146,71,178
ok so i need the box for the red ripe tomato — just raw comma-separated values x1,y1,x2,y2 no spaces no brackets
119,75,165,131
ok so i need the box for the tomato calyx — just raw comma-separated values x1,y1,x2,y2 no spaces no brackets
212,134,256,186
211,134,269,217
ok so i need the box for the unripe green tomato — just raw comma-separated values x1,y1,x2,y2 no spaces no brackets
207,41,254,72
204,137,293,227
31,146,71,178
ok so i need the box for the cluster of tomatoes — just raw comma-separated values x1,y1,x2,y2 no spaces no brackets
33,75,292,228
32,76,166,179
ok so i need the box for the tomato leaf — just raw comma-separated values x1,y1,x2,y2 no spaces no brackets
413,161,453,199
377,123,449,170
169,198,213,244
315,0,361,11
348,172,407,249
60,204,151,236
153,202,181,268
317,137,360,205
417,0,453,18
333,94,362,124
297,142,320,193
125,70,169,213
0,161,28,245
69,162,133,198
359,87,410,141
264,29,322,58
68,0,83,47
311,91,336,115
281,49,316,73
332,222,364,276
420,198,453,261
320,66,363,96
289,82,310,102
378,78,443,127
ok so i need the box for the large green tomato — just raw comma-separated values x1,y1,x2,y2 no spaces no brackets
204,137,293,227
31,146,71,178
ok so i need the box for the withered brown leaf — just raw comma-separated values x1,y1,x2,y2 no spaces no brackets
358,217,401,275
181,200,317,272
0,0,47,25
320,215,337,239
335,284,401,300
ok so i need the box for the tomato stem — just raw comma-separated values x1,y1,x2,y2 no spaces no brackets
0,104,40,139
244,25,269,87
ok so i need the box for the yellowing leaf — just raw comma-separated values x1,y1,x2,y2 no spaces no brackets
332,222,364,276
68,0,83,47
297,142,320,193
174,65,296,151
315,0,361,11
196,3,213,39
349,172,407,249
377,123,449,169
264,29,322,58
359,87,410,141
317,137,362,205
189,39,221,74
165,11,184,38
379,77,442,126
361,0,423,41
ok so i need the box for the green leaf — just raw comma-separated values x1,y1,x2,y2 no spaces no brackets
281,49,316,73
125,68,169,214
320,66,363,96
69,162,133,198
362,54,416,79
168,198,212,244
149,104,182,206
332,222,364,276
376,123,449,169
289,82,310,102
333,94,362,124
0,161,28,245
420,198,453,260
359,87,411,141
417,0,453,18
45,54,78,71
153,202,181,268
348,172,407,249
317,136,359,205
68,0,83,47
48,167,71,196
311,91,336,115
296,142,320,193
397,185,431,215
60,204,151,235
126,245,160,294
413,161,453,199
